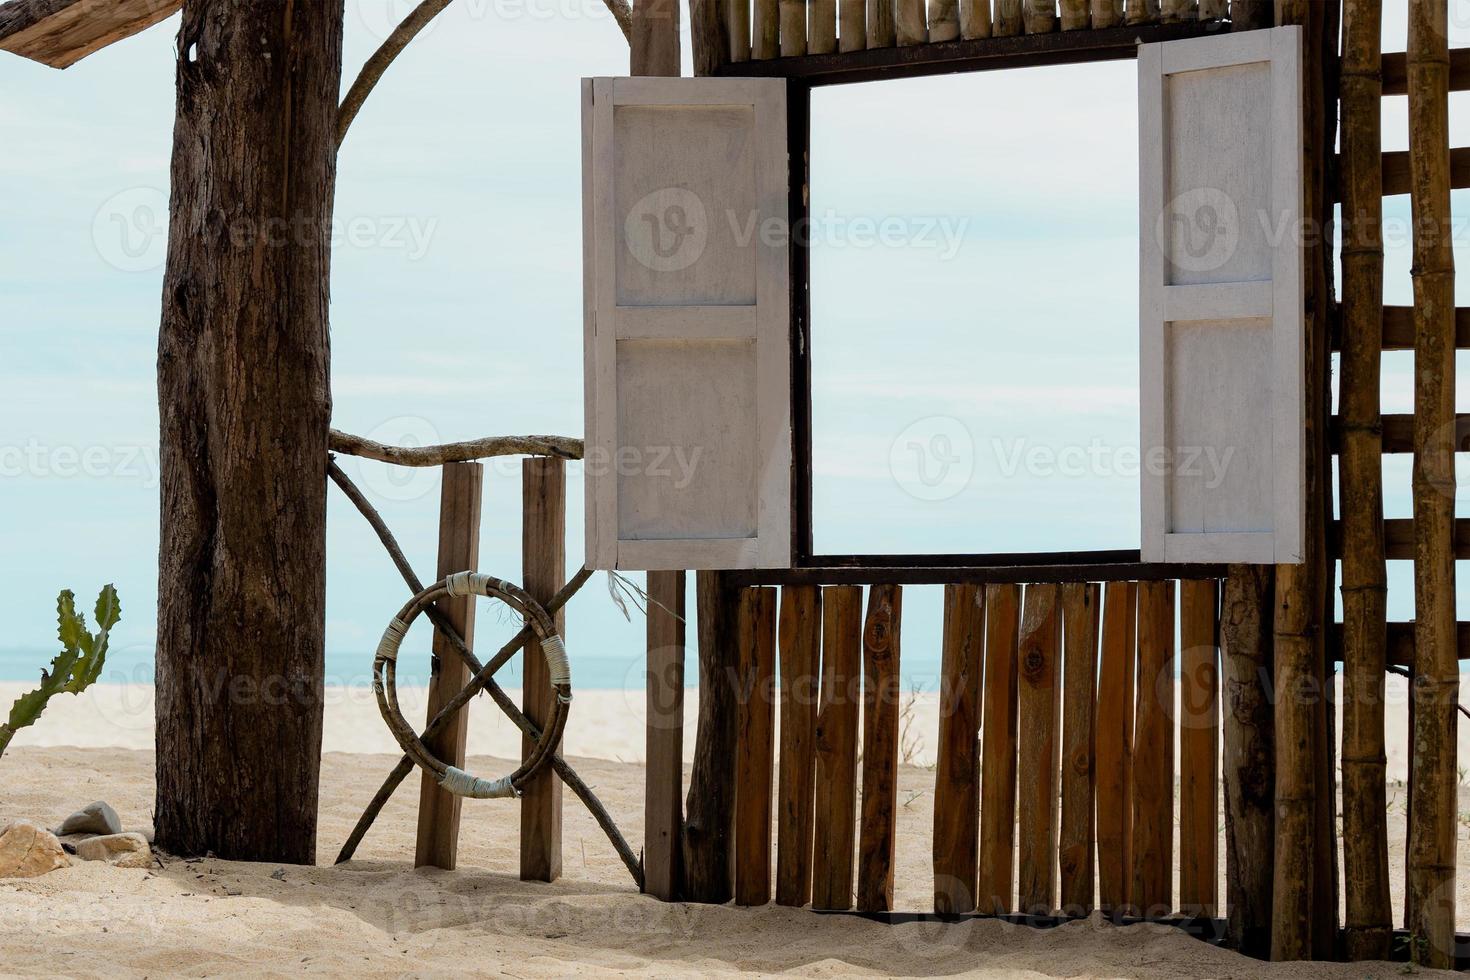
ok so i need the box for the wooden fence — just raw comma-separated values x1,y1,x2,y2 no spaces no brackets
720,0,1250,63
701,577,1222,918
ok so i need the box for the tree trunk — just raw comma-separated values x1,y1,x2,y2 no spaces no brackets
154,0,343,863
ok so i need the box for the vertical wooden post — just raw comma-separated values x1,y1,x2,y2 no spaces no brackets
520,458,565,882
691,0,730,75
839,0,867,50
1220,564,1274,958
631,0,681,75
1022,0,1055,32
978,583,1021,914
1095,581,1136,913
961,0,992,37
734,587,778,906
896,0,927,44
776,585,822,907
728,0,752,62
811,0,838,52
414,462,484,870
857,584,901,912
929,0,961,42
933,583,984,914
1407,0,1458,968
1178,579,1220,917
756,0,780,57
1059,0,1090,30
812,585,862,910
1090,0,1123,29
866,0,895,47
1126,0,1159,25
1131,579,1174,918
993,0,1022,34
1339,0,1392,963
1017,583,1061,916
683,572,739,902
1058,582,1100,916
781,0,808,54
644,570,686,901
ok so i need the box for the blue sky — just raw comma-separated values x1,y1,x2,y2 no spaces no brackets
2,3,1470,687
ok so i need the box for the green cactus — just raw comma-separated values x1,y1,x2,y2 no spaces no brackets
0,585,121,760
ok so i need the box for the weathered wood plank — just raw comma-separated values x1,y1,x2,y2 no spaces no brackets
866,0,895,46
1058,582,1100,916
734,587,778,906
0,0,180,70
1017,583,1061,916
1178,579,1220,917
812,585,862,910
857,583,901,912
811,0,838,52
1131,580,1174,917
776,585,822,907
414,462,484,871
644,570,686,901
978,583,1021,914
780,0,807,55
754,0,779,58
1382,47,1470,96
683,571,739,902
839,0,866,50
1094,581,1136,913
933,583,984,914
521,458,565,882
896,0,926,44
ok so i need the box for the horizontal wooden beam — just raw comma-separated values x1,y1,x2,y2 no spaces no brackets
0,0,179,69
1329,306,1470,351
1329,518,1470,560
712,22,1219,85
1328,413,1470,454
728,560,1224,587
1328,622,1470,667
1381,48,1470,96
1380,146,1470,197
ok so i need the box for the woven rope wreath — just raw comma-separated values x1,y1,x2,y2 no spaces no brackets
373,570,571,798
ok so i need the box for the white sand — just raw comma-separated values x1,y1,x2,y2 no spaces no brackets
1,678,1467,977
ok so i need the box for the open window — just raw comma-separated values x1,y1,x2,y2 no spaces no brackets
581,26,1304,571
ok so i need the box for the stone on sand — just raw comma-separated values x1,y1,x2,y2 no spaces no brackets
57,800,123,837
75,832,152,869
0,821,70,878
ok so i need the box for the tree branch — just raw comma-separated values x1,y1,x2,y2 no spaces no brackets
603,0,632,42
330,428,582,465
337,0,455,148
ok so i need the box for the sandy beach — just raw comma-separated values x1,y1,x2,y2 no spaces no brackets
1,678,1467,977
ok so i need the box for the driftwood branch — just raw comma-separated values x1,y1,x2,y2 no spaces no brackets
604,0,632,42
337,0,455,148
326,460,636,884
330,428,582,466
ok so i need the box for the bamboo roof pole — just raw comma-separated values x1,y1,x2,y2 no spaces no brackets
1337,0,1392,963
1406,0,1458,968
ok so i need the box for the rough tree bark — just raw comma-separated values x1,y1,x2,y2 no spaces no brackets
682,571,738,901
154,0,344,863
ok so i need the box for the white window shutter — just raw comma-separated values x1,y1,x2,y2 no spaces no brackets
582,77,791,571
1138,26,1304,565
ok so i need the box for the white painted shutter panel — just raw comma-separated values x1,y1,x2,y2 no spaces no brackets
582,77,791,571
1139,26,1304,565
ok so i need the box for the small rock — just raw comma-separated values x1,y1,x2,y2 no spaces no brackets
75,832,152,869
0,822,71,879
56,801,122,837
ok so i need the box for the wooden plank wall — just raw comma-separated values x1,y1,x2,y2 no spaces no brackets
722,0,1229,62
725,577,1223,922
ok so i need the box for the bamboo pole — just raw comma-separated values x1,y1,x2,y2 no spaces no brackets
839,0,866,49
933,584,984,914
414,462,483,871
729,0,752,61
1090,0,1122,27
776,585,821,907
1126,0,1159,25
1058,582,1099,915
520,459,565,882
896,0,926,43
866,0,895,46
1338,0,1392,962
1220,565,1274,959
643,570,686,901
811,0,837,52
993,0,1022,35
1059,0,1089,29
1094,582,1136,913
961,0,992,36
1017,583,1061,915
929,0,960,42
780,0,806,55
755,0,779,58
1022,0,1055,33
812,586,862,910
1407,0,1458,968
978,583,1021,914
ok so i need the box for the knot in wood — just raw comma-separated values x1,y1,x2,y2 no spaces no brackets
1021,647,1047,681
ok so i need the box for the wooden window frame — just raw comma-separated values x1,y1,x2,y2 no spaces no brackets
715,22,1232,578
